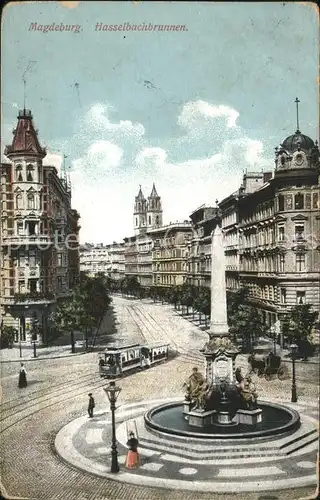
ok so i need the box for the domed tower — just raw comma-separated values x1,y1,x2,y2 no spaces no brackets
274,98,319,184
147,183,162,229
133,186,147,235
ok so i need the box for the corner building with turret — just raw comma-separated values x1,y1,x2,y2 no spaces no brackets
0,109,80,344
219,123,320,329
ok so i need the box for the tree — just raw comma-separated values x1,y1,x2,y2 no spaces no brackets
0,326,16,349
228,304,267,353
49,275,112,351
286,304,318,359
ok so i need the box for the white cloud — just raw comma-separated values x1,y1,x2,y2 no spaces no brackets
52,100,272,243
178,100,240,129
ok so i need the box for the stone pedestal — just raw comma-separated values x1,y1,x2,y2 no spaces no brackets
183,402,193,420
188,409,216,428
215,411,234,425
236,409,263,425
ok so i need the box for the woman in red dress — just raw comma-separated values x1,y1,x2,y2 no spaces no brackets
125,431,140,469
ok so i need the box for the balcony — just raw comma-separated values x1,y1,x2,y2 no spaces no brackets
1,291,55,305
1,235,53,247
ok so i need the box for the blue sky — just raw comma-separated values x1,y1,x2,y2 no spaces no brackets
1,1,318,243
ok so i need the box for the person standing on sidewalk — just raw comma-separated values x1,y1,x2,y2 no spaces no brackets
125,431,140,469
18,363,27,388
88,393,95,418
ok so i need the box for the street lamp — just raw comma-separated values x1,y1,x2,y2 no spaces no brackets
103,380,122,473
290,343,298,403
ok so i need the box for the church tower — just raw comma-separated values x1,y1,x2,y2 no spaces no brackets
133,186,147,235
147,183,163,229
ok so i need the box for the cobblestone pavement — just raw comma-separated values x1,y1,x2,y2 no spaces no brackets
0,297,319,500
55,398,319,494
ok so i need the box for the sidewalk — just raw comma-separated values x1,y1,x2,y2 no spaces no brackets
0,344,86,363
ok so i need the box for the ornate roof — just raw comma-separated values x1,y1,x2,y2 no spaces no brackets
280,130,315,153
4,109,46,158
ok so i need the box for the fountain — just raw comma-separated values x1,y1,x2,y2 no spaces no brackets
145,225,301,439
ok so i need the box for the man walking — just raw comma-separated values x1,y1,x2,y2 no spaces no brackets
88,393,95,418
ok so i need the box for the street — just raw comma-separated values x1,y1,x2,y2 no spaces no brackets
0,297,319,500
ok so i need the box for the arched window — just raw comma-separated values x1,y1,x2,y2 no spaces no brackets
26,165,34,182
27,193,35,209
16,194,22,209
15,165,23,182
294,193,304,210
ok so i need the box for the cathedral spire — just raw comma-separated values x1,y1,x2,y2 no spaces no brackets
149,182,159,198
136,184,145,201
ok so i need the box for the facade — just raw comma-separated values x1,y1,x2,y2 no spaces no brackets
149,222,193,287
0,109,80,344
187,205,220,288
219,128,320,326
79,243,111,276
79,242,125,279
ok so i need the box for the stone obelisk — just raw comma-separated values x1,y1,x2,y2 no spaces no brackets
209,224,229,338
201,224,239,387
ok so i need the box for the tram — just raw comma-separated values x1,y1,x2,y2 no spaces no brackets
98,342,170,378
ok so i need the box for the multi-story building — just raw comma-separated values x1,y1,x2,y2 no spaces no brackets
0,108,80,344
219,125,320,327
79,243,111,276
107,241,125,280
187,205,220,288
150,222,193,287
79,242,125,280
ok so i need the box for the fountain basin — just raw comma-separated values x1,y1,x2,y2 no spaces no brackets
145,400,300,440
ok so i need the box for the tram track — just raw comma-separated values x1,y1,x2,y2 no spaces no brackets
125,302,204,365
0,374,111,434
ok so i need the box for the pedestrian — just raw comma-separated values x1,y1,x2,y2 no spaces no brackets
98,356,105,377
18,363,27,388
125,431,140,469
88,393,95,418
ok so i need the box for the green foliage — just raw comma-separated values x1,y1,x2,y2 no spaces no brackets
286,304,318,341
0,325,17,348
49,275,112,348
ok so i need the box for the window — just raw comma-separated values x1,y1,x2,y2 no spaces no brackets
16,194,23,209
295,224,305,240
296,253,305,272
279,254,285,273
29,251,36,267
57,254,62,266
278,195,284,211
296,291,306,305
278,225,285,241
280,288,286,304
17,221,24,235
27,193,35,209
135,217,138,227
313,193,319,209
27,221,36,236
26,165,34,182
28,279,37,293
294,193,304,210
18,280,25,293
57,276,62,290
15,165,23,182
156,216,159,225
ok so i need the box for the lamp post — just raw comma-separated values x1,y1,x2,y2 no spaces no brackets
290,343,298,403
103,380,121,473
